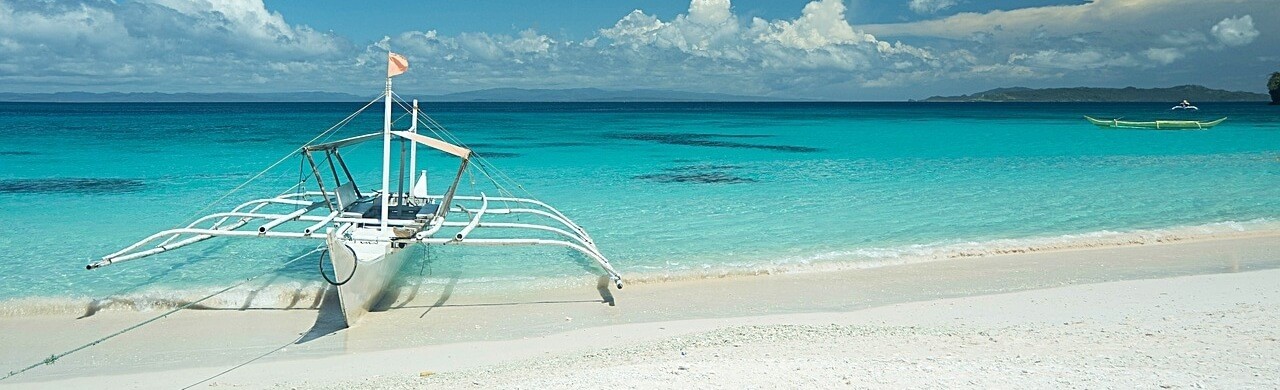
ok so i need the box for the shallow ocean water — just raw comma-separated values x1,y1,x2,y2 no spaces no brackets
1,101,1277,313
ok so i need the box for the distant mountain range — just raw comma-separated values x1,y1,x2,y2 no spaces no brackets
922,85,1269,102
418,88,787,102
0,88,785,103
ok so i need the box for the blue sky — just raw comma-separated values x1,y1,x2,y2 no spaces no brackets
0,0,1275,100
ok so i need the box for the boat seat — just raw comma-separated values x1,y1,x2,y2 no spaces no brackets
416,203,440,220
334,182,359,211
342,197,377,217
360,202,422,220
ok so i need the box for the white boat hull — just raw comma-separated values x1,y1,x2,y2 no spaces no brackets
326,226,416,327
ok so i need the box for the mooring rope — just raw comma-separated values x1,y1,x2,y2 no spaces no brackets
387,93,531,201
1,247,324,382
169,95,384,232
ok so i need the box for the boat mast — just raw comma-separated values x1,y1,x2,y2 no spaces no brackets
379,63,393,230
409,99,418,191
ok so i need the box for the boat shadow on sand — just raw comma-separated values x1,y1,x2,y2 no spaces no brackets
305,250,616,343
372,253,617,321
76,243,325,319
79,245,614,340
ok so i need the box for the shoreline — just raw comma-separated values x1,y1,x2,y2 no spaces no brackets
1,232,1277,387
3,220,1277,318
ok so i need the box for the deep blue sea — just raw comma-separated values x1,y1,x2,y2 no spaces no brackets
1,101,1277,314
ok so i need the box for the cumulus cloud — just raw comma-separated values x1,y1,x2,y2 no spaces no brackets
1210,15,1259,47
0,0,349,91
599,0,745,60
590,0,941,89
908,0,957,15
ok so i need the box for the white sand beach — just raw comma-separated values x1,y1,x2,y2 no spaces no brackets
2,234,1278,389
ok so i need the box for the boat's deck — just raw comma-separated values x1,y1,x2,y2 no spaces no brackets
343,195,438,220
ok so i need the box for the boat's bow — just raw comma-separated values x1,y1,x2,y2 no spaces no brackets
326,225,418,326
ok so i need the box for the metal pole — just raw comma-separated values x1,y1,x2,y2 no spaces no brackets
380,76,392,229
397,138,406,208
302,151,335,211
325,150,342,187
409,99,419,190
332,150,360,197
438,158,469,220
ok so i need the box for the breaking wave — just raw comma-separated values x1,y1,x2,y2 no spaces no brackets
615,218,1280,284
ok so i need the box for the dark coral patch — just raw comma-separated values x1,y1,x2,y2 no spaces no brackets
0,178,146,194
634,172,756,184
464,141,590,149
634,164,756,184
476,152,521,158
607,132,819,153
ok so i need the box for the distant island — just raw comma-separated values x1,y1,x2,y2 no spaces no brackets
417,88,788,102
0,88,785,103
922,85,1269,103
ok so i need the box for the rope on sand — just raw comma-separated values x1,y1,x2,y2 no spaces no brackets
0,247,323,382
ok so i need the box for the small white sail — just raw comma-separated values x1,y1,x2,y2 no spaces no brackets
412,170,429,199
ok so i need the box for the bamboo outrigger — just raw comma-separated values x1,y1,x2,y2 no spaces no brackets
1084,115,1226,130
88,53,623,326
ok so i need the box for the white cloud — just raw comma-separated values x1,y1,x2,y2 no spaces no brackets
1210,15,1259,47
596,0,936,72
864,0,1272,43
0,0,349,91
145,0,340,56
753,0,868,51
0,0,1275,99
688,0,732,25
1008,50,1139,70
908,0,957,15
1158,30,1208,46
391,29,558,64
1143,47,1185,65
599,0,745,60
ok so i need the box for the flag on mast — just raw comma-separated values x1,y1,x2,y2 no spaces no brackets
388,52,408,77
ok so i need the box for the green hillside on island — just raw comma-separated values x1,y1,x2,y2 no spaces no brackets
923,85,1268,102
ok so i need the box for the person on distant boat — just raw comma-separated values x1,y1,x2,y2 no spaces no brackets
1179,99,1191,108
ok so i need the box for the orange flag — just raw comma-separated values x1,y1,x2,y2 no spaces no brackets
388,52,408,77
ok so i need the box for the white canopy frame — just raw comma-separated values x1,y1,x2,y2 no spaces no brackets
86,57,624,335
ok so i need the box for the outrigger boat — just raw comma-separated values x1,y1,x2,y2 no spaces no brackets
88,53,623,327
1084,116,1226,130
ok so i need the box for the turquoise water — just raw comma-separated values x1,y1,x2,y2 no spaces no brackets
1,102,1278,313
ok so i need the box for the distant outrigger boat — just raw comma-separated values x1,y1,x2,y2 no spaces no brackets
89,53,624,327
1084,116,1226,130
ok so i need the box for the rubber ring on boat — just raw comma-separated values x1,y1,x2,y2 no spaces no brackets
318,247,357,286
